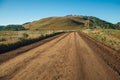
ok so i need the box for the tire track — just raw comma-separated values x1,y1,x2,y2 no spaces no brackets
0,33,70,80
10,32,72,80
74,32,85,80
76,32,120,80
0,32,120,80
78,32,120,75
0,33,65,64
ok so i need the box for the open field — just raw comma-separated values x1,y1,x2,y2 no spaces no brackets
0,30,59,45
0,32,119,80
0,30,64,53
82,29,120,52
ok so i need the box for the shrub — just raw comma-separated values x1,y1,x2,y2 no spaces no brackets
23,33,29,38
0,38,6,42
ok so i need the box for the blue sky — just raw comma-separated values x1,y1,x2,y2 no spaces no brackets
0,0,120,25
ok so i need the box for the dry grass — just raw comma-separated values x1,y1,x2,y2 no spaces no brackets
0,30,62,45
0,30,65,53
82,29,120,52
23,16,87,30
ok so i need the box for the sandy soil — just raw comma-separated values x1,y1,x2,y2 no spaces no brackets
0,32,119,80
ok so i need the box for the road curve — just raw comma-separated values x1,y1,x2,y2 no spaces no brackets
0,32,120,80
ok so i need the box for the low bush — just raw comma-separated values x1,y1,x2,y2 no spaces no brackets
0,38,6,42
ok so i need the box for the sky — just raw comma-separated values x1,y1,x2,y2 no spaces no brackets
0,0,120,25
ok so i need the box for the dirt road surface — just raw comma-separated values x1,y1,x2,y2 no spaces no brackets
0,32,120,80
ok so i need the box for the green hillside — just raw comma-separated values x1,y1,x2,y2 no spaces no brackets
85,16,117,29
0,25,25,31
115,22,120,29
0,26,5,30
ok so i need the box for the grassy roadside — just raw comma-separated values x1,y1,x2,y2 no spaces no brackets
0,30,64,54
82,29,120,52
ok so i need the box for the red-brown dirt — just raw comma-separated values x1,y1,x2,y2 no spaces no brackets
0,32,119,80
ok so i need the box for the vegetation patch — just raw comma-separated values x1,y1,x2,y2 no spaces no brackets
82,29,120,52
0,25,25,31
0,30,64,54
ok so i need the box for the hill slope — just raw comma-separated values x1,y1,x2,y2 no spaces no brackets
0,25,25,31
86,16,117,29
23,16,118,30
115,22,120,29
23,16,86,30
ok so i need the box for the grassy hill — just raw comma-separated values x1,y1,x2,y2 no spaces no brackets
23,16,119,30
23,16,85,30
0,26,4,30
86,16,117,29
0,25,25,31
115,22,120,29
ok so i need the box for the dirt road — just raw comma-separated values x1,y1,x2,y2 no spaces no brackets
0,32,120,80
